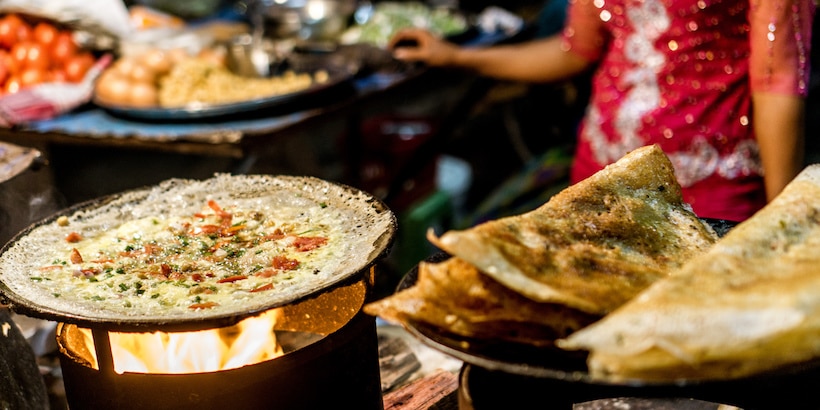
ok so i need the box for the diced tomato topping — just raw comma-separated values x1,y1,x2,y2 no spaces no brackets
80,268,100,276
191,273,205,282
217,275,247,283
169,272,186,281
250,283,274,292
65,232,83,243
207,199,222,213
149,271,169,280
70,248,83,264
271,255,300,270
189,302,219,310
160,264,172,275
225,224,245,233
208,199,232,220
144,243,161,255
263,228,286,240
255,269,277,278
197,225,221,234
208,241,227,253
291,236,328,252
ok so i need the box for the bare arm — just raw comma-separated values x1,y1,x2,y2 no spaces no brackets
389,28,593,83
752,91,806,201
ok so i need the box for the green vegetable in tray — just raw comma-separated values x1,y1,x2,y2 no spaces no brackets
340,1,468,47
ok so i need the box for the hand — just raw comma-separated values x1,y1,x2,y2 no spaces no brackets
387,28,460,67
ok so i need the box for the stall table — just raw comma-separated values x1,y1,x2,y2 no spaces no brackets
0,21,517,205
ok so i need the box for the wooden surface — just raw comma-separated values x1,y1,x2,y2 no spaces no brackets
378,330,460,409
383,369,459,410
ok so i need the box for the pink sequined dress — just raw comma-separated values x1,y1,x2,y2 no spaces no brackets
562,0,814,221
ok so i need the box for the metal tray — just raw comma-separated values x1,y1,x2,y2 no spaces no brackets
395,218,820,385
93,67,353,121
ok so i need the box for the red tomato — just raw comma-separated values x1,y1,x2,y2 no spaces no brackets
9,42,30,65
33,22,58,47
0,14,24,48
14,18,31,44
0,49,19,75
27,43,50,70
49,67,67,82
4,74,22,93
0,49,12,75
0,50,20,74
50,31,77,65
19,67,47,86
10,41,50,71
0,62,8,85
64,52,94,82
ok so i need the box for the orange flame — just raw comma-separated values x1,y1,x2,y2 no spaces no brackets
79,309,285,374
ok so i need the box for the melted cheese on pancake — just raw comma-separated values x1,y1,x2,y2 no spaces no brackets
36,200,341,314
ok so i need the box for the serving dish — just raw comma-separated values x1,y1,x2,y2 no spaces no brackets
339,1,474,47
397,218,820,382
396,218,820,407
92,66,353,121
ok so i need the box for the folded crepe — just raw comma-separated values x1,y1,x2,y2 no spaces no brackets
427,144,719,315
557,164,820,382
364,257,600,346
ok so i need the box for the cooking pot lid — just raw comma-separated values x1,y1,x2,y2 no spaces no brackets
0,142,41,184
0,174,397,331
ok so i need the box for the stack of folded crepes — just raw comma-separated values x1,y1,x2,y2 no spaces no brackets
557,164,820,382
364,144,719,347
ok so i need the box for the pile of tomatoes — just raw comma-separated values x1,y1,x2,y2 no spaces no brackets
0,13,97,95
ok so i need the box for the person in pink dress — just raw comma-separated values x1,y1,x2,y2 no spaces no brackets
389,0,815,222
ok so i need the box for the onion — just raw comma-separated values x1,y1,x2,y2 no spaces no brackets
95,71,131,104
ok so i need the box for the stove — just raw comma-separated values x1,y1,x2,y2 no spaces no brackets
56,270,385,410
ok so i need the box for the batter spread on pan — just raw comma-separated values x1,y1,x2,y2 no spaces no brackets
37,198,337,311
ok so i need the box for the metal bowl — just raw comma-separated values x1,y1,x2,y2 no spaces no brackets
262,0,358,41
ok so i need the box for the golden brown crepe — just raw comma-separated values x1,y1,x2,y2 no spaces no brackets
427,144,719,315
364,257,599,346
557,164,820,382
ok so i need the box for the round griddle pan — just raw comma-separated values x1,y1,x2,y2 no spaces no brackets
0,174,397,332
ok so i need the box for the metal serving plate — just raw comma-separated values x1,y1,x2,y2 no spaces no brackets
396,218,820,407
93,66,353,121
396,218,820,383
